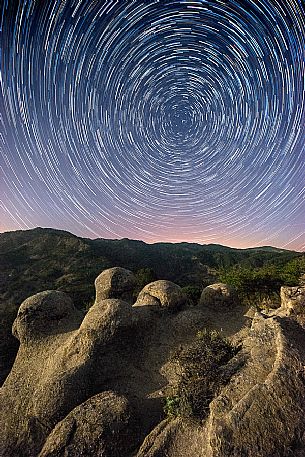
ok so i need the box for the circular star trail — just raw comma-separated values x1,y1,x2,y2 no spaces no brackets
0,0,304,249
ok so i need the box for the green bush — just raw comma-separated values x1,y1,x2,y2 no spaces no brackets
133,268,157,298
164,329,237,421
181,285,202,306
218,259,305,309
281,256,305,285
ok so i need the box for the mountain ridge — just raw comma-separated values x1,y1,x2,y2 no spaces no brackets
0,226,300,253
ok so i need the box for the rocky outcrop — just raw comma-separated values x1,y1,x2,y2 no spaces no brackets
137,315,305,457
134,280,187,311
12,290,80,343
0,295,138,456
279,285,305,316
200,283,238,308
95,267,136,302
206,316,305,457
0,270,195,456
39,391,137,457
1,268,305,457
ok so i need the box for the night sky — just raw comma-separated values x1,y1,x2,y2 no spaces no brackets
0,0,304,250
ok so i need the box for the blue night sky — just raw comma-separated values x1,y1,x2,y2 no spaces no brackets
0,0,304,250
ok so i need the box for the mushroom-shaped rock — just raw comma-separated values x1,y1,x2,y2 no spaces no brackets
12,290,80,343
199,283,237,308
30,299,134,427
39,391,136,457
279,286,305,316
134,280,186,311
0,294,136,456
95,267,136,302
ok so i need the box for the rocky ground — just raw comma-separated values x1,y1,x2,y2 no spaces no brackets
0,267,305,457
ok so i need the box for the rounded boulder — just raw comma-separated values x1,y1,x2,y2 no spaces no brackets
95,267,136,303
12,290,78,343
199,283,237,308
39,391,136,457
134,280,186,311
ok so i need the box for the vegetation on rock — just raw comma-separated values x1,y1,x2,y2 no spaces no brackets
164,329,237,421
1,260,305,457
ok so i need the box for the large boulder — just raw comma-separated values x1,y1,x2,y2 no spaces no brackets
0,292,137,456
205,316,305,457
2,268,188,457
200,283,237,308
95,267,136,302
0,274,202,456
134,280,187,311
39,391,137,457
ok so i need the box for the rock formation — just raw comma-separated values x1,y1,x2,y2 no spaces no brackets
200,283,238,308
0,272,305,457
94,267,136,302
279,285,305,316
136,314,305,457
39,391,137,457
134,280,187,311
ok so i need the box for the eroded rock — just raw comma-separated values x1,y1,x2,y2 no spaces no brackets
39,391,137,457
2,269,192,456
134,280,187,311
200,283,238,308
0,295,137,456
280,285,305,316
136,315,305,457
95,267,136,302
12,290,79,343
1,270,305,457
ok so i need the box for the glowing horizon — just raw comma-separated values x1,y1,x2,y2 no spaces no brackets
0,224,303,253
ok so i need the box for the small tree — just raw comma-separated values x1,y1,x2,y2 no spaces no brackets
219,265,282,308
219,258,305,309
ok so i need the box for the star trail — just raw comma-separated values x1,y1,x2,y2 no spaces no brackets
0,0,304,250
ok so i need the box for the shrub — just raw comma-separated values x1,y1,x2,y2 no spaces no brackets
281,256,305,286
164,329,237,421
181,285,202,306
133,268,157,298
219,265,285,309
